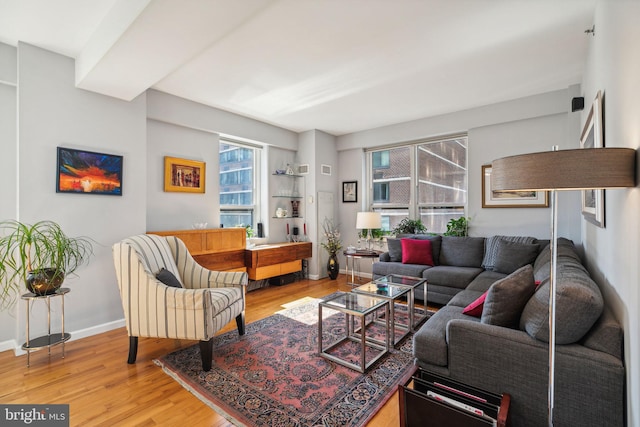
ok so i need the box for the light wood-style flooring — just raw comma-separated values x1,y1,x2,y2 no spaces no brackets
0,274,426,426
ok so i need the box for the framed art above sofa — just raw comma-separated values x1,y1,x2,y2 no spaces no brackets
482,165,548,208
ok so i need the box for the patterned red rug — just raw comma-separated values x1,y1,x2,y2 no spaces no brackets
155,293,428,426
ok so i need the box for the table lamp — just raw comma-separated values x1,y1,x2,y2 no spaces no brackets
356,212,382,252
491,147,636,426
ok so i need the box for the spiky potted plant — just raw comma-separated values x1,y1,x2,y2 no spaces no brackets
0,220,93,309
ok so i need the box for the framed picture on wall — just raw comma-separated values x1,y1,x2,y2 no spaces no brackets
342,181,357,203
482,165,548,208
164,156,206,193
580,91,605,228
56,147,123,196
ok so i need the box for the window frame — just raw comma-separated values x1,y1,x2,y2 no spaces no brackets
219,139,262,229
366,134,468,234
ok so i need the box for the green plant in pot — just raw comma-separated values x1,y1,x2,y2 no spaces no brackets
443,216,470,237
0,220,93,308
391,218,427,236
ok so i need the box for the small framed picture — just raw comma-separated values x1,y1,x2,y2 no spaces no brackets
342,181,357,203
164,156,205,193
482,165,548,208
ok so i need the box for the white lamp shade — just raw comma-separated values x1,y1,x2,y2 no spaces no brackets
356,212,382,229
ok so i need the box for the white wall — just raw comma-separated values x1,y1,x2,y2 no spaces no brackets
0,43,17,346
14,43,147,345
146,120,220,231
581,2,640,425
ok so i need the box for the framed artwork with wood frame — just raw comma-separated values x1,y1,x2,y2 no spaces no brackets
580,91,605,227
482,164,548,208
164,156,206,193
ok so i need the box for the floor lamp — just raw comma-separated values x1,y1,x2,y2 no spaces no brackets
491,147,636,426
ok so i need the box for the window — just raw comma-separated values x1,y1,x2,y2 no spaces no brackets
219,140,261,229
368,136,467,234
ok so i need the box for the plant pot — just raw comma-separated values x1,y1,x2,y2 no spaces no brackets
26,268,65,296
327,254,339,280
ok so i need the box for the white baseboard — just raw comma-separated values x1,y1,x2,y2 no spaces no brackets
3,318,126,357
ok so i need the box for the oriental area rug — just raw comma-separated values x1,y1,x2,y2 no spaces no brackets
155,293,430,426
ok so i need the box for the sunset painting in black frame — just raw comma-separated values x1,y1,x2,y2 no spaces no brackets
56,147,123,195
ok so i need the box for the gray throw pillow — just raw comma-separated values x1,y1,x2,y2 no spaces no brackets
481,265,536,329
156,268,183,288
386,238,403,262
482,235,537,270
492,240,540,275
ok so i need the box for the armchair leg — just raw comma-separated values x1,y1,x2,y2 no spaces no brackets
127,336,138,364
199,339,213,371
236,312,246,336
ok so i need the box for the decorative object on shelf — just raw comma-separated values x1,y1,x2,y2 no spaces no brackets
443,216,470,237
276,208,288,218
164,156,205,193
356,212,382,252
298,164,309,174
342,181,357,203
285,163,295,175
0,220,94,309
491,145,636,426
320,219,342,280
192,222,208,229
580,91,604,227
56,147,123,196
291,200,300,217
391,217,426,236
274,169,286,175
482,164,548,208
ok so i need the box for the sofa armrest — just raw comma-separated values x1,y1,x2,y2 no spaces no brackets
445,319,624,427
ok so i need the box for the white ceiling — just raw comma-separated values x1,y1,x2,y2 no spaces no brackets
0,0,596,136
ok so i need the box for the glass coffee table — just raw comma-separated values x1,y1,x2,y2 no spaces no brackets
352,281,412,346
318,292,390,373
373,274,428,331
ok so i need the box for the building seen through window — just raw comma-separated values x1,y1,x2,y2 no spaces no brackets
219,140,260,229
369,136,467,234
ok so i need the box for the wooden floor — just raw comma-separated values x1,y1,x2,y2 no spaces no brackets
0,274,426,426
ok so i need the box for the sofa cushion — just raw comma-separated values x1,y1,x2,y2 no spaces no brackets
520,262,603,344
372,261,430,279
395,234,442,264
439,236,485,267
481,265,536,329
423,266,484,290
401,238,434,265
413,305,477,367
462,291,487,317
482,235,538,270
493,240,540,275
466,270,508,293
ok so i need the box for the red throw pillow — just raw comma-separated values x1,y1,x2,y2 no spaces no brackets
462,291,487,317
401,238,434,265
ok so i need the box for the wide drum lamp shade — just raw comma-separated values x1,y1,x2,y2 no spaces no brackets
492,148,636,191
356,212,382,229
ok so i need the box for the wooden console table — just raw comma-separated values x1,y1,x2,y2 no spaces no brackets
245,241,312,280
147,228,246,272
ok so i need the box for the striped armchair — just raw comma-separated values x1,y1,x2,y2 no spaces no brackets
112,234,247,371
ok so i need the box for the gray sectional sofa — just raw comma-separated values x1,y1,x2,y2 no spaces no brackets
374,235,625,427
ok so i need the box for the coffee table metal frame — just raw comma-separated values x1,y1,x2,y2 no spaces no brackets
373,274,428,331
352,282,412,346
318,292,390,373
